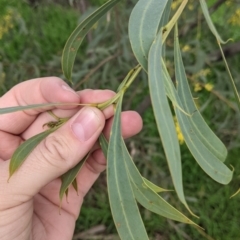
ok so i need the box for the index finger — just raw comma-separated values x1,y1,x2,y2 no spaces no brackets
0,77,80,134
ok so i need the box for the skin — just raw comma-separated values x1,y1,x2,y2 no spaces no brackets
0,77,143,240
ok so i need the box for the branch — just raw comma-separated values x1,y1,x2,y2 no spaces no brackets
209,0,226,14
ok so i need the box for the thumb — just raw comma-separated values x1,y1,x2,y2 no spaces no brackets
4,107,105,199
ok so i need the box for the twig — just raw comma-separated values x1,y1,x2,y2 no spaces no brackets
188,76,238,111
210,0,226,13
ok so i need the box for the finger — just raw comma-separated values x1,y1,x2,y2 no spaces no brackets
0,107,105,208
20,110,141,163
0,89,115,160
103,111,143,139
21,90,116,140
77,89,115,119
0,77,80,134
0,131,23,160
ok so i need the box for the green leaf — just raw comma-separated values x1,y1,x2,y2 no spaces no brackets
143,178,171,193
72,178,78,193
123,143,198,226
199,0,227,44
174,25,233,184
161,59,190,116
173,30,227,162
128,0,168,71
99,133,108,156
9,128,56,179
100,134,170,194
59,154,89,203
107,95,149,240
0,103,77,115
148,31,194,216
62,0,121,82
100,135,196,226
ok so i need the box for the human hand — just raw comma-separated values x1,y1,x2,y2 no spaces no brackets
0,77,142,240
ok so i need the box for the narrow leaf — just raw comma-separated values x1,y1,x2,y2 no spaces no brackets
62,0,120,82
9,128,56,179
0,103,79,115
143,178,171,193
175,108,233,184
161,59,191,115
148,31,194,216
107,95,149,240
174,25,233,184
100,135,197,226
59,154,89,202
199,0,227,44
123,143,198,226
72,178,78,193
173,30,227,162
100,135,170,194
99,133,108,156
162,58,228,163
129,0,168,71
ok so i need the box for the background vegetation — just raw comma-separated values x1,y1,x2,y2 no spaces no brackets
1,0,240,239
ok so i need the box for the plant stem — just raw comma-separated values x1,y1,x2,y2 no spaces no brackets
162,0,188,43
97,65,142,110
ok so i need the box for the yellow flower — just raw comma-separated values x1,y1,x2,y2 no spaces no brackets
204,83,214,92
174,116,184,145
228,9,240,26
171,0,182,10
182,44,191,52
188,4,194,11
198,69,211,77
194,82,202,92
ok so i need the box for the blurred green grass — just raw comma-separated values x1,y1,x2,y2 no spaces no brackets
1,0,240,239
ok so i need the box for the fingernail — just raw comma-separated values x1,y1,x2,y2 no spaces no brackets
62,84,78,96
71,108,101,142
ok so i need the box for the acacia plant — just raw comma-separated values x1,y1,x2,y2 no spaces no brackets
2,0,239,239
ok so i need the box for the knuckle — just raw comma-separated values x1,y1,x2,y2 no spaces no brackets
38,134,72,169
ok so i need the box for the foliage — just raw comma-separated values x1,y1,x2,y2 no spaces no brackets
0,0,78,94
1,0,240,239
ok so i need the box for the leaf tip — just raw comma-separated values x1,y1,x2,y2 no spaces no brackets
185,204,199,219
230,188,240,199
7,175,11,183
